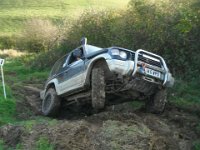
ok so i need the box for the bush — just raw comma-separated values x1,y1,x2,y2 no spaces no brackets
29,0,199,79
0,35,17,50
67,10,121,47
29,48,66,69
168,79,200,111
64,0,200,79
126,0,200,78
20,19,61,52
193,140,200,150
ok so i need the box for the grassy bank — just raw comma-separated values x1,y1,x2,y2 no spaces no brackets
0,97,16,126
169,79,200,113
0,51,49,126
0,0,129,36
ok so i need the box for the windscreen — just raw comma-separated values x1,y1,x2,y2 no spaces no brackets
85,45,102,55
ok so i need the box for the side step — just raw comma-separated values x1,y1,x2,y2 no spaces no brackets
65,91,91,106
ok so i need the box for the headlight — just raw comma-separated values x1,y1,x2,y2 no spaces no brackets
119,51,127,59
110,49,127,59
110,49,120,55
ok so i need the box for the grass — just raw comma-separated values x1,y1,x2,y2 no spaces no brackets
193,140,200,150
0,49,54,128
36,137,54,150
0,139,4,150
0,52,51,150
169,79,200,111
15,116,58,131
101,120,150,149
132,101,144,110
0,49,26,58
0,99,16,126
0,84,16,126
0,50,49,126
0,0,129,36
4,55,49,85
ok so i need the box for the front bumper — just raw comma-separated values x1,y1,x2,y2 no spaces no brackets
106,59,134,76
106,58,174,87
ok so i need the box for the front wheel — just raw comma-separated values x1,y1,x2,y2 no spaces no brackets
42,88,61,117
145,89,167,114
91,67,106,112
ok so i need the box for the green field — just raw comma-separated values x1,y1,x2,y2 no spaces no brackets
0,0,129,36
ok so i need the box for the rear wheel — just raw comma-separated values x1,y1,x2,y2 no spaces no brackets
91,67,106,112
145,89,167,114
42,88,61,117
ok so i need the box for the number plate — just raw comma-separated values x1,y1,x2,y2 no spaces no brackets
145,68,161,78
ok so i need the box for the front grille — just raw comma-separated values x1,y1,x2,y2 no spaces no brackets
138,55,162,67
131,53,162,68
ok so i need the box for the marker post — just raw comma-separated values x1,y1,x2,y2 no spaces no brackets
0,59,6,99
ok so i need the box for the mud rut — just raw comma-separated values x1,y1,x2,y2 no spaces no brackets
0,85,199,150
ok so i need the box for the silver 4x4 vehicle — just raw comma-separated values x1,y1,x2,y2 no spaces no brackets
40,38,174,116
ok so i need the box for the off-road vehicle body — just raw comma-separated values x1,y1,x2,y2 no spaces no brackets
40,38,174,116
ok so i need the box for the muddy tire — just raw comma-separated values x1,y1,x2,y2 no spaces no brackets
91,67,106,111
42,88,61,117
145,89,167,114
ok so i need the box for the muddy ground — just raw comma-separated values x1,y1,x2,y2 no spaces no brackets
0,85,200,150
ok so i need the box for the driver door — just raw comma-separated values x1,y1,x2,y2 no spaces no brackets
58,48,86,94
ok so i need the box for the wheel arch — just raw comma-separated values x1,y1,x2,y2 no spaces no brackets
45,81,58,94
46,82,55,90
85,58,111,87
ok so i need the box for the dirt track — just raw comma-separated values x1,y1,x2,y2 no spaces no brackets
0,85,199,150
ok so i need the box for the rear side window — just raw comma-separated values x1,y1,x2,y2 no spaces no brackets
50,55,68,77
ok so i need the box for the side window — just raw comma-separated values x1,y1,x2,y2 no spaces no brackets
68,48,84,65
50,55,68,76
